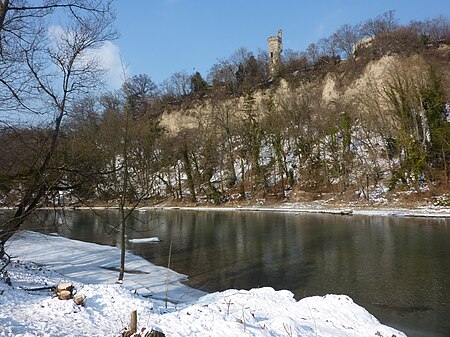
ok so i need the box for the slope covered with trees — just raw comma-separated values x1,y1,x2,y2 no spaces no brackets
1,10,449,219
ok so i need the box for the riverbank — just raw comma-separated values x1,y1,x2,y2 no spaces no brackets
2,190,450,218
4,201,446,218
1,231,407,337
141,203,450,218
42,202,449,218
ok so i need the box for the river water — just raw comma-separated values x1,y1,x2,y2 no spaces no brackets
8,208,450,337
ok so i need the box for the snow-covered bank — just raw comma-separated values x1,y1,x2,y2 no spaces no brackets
1,232,407,337
150,288,405,337
7,202,447,218
0,263,155,337
5,231,204,303
141,204,450,218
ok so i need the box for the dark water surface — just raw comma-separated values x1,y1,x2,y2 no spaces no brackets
9,209,450,337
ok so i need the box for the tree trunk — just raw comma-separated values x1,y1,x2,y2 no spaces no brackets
1,106,65,258
182,147,196,201
0,0,9,31
239,157,246,200
118,106,130,283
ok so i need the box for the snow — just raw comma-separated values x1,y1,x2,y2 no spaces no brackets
5,231,204,303
129,237,161,243
146,204,450,218
1,231,407,337
144,288,405,337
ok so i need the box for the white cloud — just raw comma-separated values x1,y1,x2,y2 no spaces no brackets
95,41,127,90
48,25,126,90
48,24,65,41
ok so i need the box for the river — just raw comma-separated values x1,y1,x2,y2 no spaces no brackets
7,208,450,337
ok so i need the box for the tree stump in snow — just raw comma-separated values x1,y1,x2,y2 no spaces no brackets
56,283,74,300
130,310,137,334
56,283,74,293
73,294,85,305
58,290,72,300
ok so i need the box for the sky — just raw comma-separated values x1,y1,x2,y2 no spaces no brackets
102,0,450,89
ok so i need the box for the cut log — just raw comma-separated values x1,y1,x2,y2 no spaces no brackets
56,283,74,293
73,294,85,305
58,290,71,300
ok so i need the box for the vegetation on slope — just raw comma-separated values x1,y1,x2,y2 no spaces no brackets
1,11,449,212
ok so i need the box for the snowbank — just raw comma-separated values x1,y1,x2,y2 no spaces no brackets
0,231,407,337
5,231,204,303
0,263,155,337
145,204,450,218
144,288,406,337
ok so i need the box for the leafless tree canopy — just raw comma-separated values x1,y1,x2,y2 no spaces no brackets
0,0,116,256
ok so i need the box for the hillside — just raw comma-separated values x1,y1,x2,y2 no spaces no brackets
149,45,450,209
0,14,449,210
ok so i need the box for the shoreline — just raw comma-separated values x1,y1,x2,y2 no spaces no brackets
1,231,407,337
3,203,447,218
6,231,205,303
141,205,450,218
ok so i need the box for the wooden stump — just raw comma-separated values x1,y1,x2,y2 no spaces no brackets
58,290,72,300
56,283,74,293
73,294,85,305
56,283,75,300
130,310,137,334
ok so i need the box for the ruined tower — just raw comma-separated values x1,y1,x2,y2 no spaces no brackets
267,29,283,76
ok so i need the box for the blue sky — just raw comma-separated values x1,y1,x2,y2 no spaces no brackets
105,0,450,88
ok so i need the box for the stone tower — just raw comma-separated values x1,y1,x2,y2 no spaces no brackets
267,29,283,76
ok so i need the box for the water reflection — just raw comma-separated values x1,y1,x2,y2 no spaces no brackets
3,209,449,337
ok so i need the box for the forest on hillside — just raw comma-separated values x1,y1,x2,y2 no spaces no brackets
1,7,449,216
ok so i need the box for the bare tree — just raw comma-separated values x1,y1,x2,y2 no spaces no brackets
261,95,291,194
160,70,191,99
207,58,238,94
362,10,399,37
122,74,158,117
410,15,450,44
207,48,263,95
0,0,116,258
305,42,320,66
333,23,363,61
